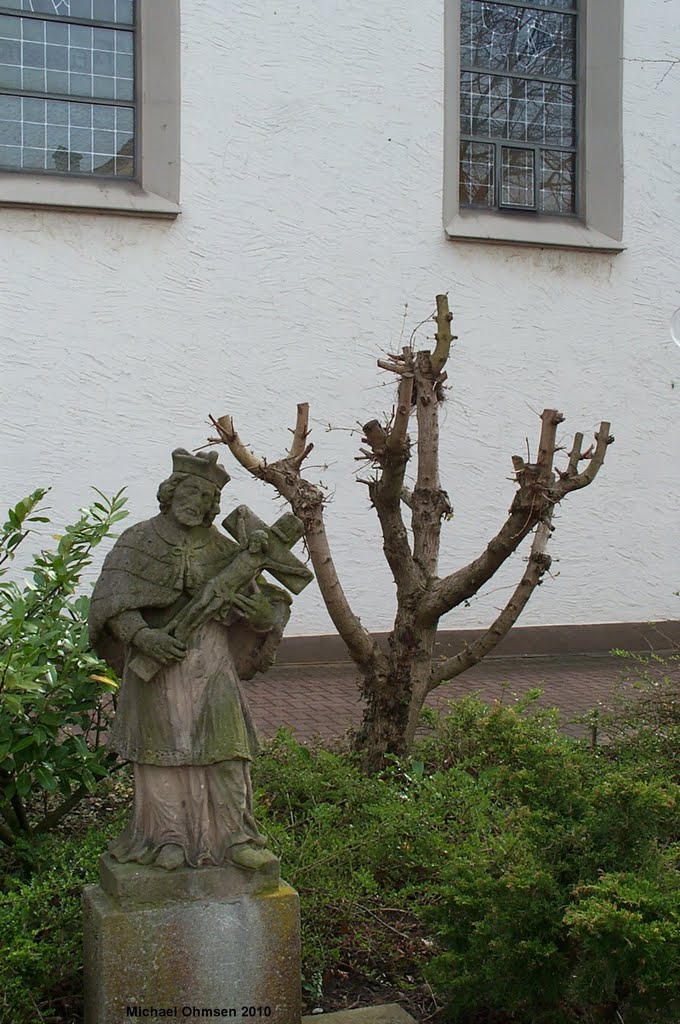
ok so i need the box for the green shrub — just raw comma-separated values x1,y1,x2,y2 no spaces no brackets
251,731,470,987
0,810,126,1024
0,489,127,848
3,693,679,1023
423,696,680,1023
565,858,680,1017
600,647,680,782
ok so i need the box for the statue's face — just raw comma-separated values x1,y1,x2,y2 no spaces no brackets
169,476,217,527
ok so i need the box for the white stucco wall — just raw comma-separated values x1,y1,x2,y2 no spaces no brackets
1,0,678,636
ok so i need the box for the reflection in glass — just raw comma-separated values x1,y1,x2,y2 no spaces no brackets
500,147,535,208
461,0,576,80
459,0,577,216
459,141,495,207
461,72,575,148
539,150,575,213
0,2,135,178
0,94,134,176
0,0,134,25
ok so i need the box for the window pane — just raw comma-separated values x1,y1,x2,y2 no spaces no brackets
539,149,575,213
530,0,576,8
461,72,575,147
0,16,133,102
0,93,134,176
461,1,576,80
0,0,134,24
459,141,495,207
500,146,535,207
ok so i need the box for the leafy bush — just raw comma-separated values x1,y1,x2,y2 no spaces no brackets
422,696,680,1023
0,805,127,1024
252,733,464,991
3,693,679,1023
599,647,680,782
0,489,127,847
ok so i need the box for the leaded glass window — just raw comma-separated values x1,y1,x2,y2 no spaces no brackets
0,0,135,178
459,0,578,216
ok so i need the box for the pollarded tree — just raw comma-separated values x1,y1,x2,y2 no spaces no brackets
208,296,614,771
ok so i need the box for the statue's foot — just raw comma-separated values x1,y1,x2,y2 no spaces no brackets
229,843,278,872
155,844,185,871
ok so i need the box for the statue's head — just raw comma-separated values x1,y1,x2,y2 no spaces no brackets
157,449,230,528
248,529,269,555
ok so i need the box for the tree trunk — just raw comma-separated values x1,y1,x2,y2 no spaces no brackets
404,624,438,748
211,294,614,772
354,610,437,771
354,661,410,772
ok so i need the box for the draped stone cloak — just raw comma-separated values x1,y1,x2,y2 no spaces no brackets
88,514,290,768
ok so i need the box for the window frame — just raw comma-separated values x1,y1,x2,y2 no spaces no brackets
0,0,180,217
444,0,625,251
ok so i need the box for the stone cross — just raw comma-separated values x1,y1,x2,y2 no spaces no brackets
222,505,313,594
128,505,312,681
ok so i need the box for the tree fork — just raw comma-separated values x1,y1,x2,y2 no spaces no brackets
208,293,614,768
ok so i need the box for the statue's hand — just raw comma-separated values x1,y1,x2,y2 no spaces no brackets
231,592,275,632
132,627,187,664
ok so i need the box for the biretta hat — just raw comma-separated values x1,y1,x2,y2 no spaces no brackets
171,448,231,490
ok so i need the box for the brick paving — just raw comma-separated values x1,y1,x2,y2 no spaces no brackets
245,654,634,744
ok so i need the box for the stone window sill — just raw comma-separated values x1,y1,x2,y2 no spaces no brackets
445,209,625,253
0,172,180,218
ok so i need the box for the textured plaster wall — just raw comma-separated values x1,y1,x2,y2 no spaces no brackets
1,0,678,636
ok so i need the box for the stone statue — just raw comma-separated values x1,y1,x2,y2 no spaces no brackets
88,448,313,873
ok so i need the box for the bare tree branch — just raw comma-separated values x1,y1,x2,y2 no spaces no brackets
567,431,584,476
555,422,614,496
431,293,455,375
411,352,452,574
210,409,381,671
418,410,613,627
410,297,454,576
378,359,412,375
210,415,265,475
428,517,554,687
361,420,387,460
417,409,561,625
368,365,420,592
536,408,565,481
287,402,312,465
385,361,414,462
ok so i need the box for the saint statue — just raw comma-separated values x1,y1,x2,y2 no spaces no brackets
88,448,311,872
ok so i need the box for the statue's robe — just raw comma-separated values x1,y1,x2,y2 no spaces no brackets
88,514,290,866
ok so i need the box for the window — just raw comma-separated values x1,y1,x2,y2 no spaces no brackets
444,0,624,251
460,0,578,215
0,0,179,216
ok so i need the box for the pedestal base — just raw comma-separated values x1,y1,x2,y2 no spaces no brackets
83,857,301,1024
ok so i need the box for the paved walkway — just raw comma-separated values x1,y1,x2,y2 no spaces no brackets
245,654,636,744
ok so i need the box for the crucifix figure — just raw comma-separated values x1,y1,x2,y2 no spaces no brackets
88,448,313,872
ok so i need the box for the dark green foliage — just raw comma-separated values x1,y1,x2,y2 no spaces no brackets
2,691,679,1023
600,648,680,782
0,807,127,1024
251,732,462,984
0,489,128,846
423,696,680,1023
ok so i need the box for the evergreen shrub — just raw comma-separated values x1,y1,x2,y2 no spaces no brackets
1,693,679,1023
422,696,680,1023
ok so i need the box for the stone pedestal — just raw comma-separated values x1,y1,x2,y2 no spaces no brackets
83,855,301,1024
